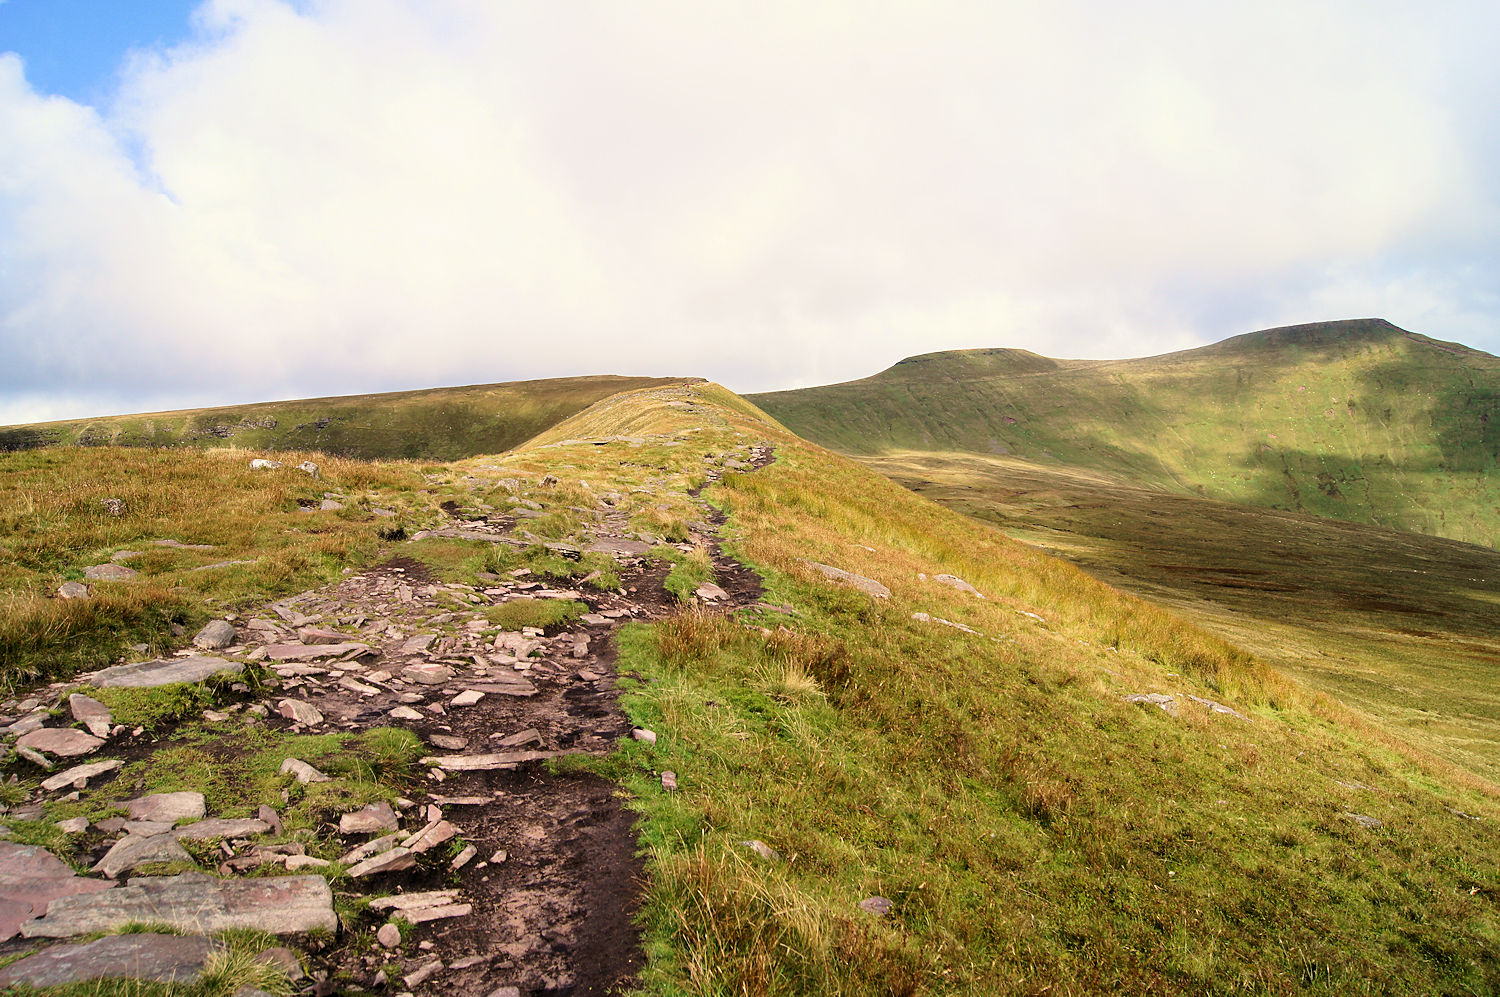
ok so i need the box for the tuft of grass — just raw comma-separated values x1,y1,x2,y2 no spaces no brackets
483,599,584,632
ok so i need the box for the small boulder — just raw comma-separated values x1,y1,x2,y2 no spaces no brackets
277,699,324,726
100,498,126,517
279,758,331,784
93,833,195,879
193,620,237,650
17,728,104,758
249,459,283,470
339,801,399,835
297,461,319,478
125,791,205,825
56,582,89,600
377,922,401,948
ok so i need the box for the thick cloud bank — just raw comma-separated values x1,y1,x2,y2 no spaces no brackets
2,0,1497,423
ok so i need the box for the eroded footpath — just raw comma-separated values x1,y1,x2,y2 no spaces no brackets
0,415,773,996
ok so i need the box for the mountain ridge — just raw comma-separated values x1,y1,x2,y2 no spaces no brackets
750,319,1500,548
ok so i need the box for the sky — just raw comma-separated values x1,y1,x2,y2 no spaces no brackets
1,0,1497,425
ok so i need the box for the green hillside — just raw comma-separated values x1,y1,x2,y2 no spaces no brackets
750,319,1500,547
0,374,675,460
2,379,1500,991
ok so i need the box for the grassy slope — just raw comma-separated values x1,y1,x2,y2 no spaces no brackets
864,450,1500,785
749,319,1500,548
0,374,676,460
502,386,1500,994
5,381,1500,992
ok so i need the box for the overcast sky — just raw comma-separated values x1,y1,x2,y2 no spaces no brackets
2,0,1497,425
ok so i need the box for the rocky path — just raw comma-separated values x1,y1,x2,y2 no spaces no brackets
0,439,773,997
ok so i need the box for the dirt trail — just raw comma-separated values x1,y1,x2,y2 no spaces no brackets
254,441,776,995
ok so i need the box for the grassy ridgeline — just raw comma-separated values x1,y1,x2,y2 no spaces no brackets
749,319,1500,548
0,374,676,460
506,386,1500,994
3,379,1499,991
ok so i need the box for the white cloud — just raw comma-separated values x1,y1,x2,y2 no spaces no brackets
2,0,1497,423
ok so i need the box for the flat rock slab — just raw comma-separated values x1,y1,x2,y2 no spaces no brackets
40,759,123,793
801,560,891,599
16,728,105,758
126,791,206,824
421,749,578,772
470,678,538,698
0,843,117,942
93,833,195,879
83,564,139,582
24,873,338,937
174,818,271,841
265,642,373,662
403,663,456,685
0,842,76,879
0,932,215,987
91,656,244,688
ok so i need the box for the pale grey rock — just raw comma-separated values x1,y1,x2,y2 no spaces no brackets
401,634,437,654
1346,812,1383,829
0,933,214,987
403,662,455,685
15,745,53,769
661,770,678,791
858,896,893,916
173,817,271,841
279,758,331,784
340,833,402,866
339,801,399,835
100,497,126,517
368,890,461,912
17,728,104,758
249,459,283,470
1124,693,1180,716
23,873,337,937
126,792,205,824
397,903,472,924
403,819,458,855
264,642,373,662
257,805,283,835
800,560,890,599
450,845,477,870
56,581,89,600
450,690,484,707
91,656,243,688
297,461,320,478
277,699,324,726
298,626,346,644
493,728,541,748
339,676,381,696
694,582,728,601
68,693,111,724
83,564,138,582
40,759,122,793
1186,694,1252,722
193,620,238,650
55,817,90,834
404,960,443,988
740,840,779,861
631,728,657,745
93,834,195,878
389,706,424,720
110,550,142,563
320,499,344,511
377,922,402,947
420,749,576,772
932,573,985,598
347,847,415,877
